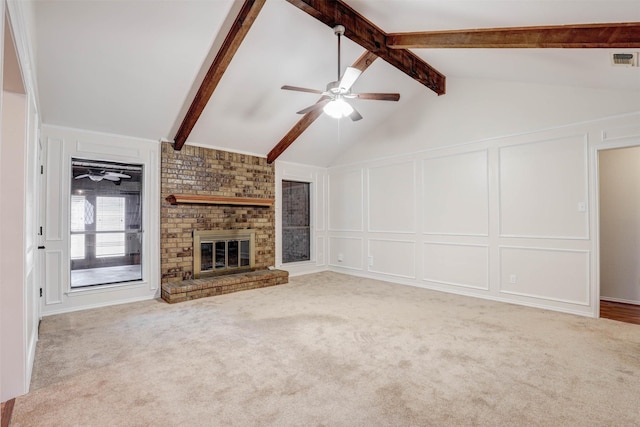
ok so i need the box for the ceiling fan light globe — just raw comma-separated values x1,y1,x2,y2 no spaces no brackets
323,98,353,119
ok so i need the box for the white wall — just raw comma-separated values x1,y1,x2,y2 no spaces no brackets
1,90,28,402
40,125,160,315
0,0,41,402
327,111,640,317
338,78,640,166
275,161,327,276
599,147,640,304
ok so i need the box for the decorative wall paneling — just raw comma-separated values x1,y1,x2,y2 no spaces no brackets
45,137,64,241
44,250,63,305
368,239,416,279
41,125,160,316
328,237,363,270
328,168,364,232
498,135,589,239
499,246,590,305
77,140,140,158
601,123,640,142
316,236,325,266
422,150,489,236
325,114,640,317
367,161,416,234
423,242,489,290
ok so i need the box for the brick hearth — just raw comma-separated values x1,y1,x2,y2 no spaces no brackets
161,269,289,303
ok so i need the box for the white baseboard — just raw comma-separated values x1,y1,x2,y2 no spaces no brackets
600,296,640,306
41,294,158,317
25,326,38,393
328,267,595,318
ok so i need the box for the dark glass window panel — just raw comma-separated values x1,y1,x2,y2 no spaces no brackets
201,243,213,271
240,240,250,267
282,180,311,263
282,228,311,263
215,241,226,269
228,240,239,267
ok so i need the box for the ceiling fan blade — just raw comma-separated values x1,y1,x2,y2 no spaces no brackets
352,92,401,101
296,98,331,115
281,85,324,95
107,172,131,179
339,67,362,92
74,174,90,180
349,106,363,122
103,175,121,182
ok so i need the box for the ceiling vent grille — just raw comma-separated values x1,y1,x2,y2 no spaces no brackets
610,52,638,67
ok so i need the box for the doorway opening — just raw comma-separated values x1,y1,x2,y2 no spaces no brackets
598,146,640,324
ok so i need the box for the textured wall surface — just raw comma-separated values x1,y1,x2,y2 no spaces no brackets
161,143,275,283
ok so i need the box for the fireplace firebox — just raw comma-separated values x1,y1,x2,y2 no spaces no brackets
193,229,256,278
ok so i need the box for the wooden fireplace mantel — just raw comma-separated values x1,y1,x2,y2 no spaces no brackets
165,194,274,207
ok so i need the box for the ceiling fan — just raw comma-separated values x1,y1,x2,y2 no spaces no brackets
74,169,131,182
281,25,400,121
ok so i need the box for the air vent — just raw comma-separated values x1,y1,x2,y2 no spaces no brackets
610,52,638,67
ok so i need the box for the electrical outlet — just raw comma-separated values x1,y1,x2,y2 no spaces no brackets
509,274,517,284
368,256,374,267
337,253,344,262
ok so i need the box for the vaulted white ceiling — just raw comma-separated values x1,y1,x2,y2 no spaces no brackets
31,0,640,166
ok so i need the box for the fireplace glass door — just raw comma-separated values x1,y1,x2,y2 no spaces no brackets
194,230,255,278
200,239,251,273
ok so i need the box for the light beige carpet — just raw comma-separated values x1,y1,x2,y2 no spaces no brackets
12,272,640,426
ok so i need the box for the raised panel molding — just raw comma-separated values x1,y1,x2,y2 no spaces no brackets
316,236,325,266
368,239,416,279
44,250,64,305
328,236,363,270
328,169,363,232
601,124,640,142
423,242,489,290
499,135,589,240
499,246,590,306
367,161,416,234
148,154,159,291
315,173,326,232
45,137,64,241
77,140,140,158
422,150,489,237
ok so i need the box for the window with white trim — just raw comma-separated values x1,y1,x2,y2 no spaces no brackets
70,159,143,288
282,180,311,263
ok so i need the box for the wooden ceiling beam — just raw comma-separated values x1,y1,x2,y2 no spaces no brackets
285,0,445,96
387,22,640,49
267,51,378,164
172,0,266,151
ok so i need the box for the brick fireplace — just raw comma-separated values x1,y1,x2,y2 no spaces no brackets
160,143,286,302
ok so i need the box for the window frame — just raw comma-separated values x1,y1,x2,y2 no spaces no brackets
281,180,312,264
69,158,144,288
